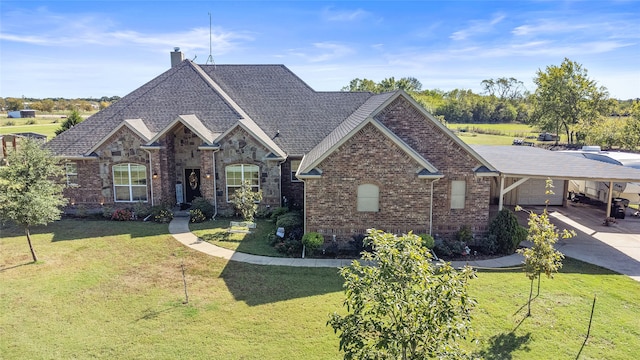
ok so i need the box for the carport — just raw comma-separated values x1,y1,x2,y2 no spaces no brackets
472,145,640,218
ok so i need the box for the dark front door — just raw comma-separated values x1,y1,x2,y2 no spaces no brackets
185,169,202,203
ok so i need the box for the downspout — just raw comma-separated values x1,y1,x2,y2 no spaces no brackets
429,178,440,236
142,149,155,206
212,149,219,219
301,178,307,234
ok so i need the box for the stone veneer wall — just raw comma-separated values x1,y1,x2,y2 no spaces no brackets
63,126,150,208
215,126,281,213
373,96,491,238
305,122,433,241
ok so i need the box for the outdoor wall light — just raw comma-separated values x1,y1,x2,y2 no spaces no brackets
152,172,158,179
205,173,211,179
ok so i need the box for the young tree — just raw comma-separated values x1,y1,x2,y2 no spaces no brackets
531,58,610,144
517,179,575,316
229,180,263,222
328,230,476,359
0,139,68,262
55,109,84,135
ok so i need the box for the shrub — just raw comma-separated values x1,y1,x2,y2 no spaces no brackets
191,197,214,219
302,232,324,256
348,234,373,256
488,208,528,254
133,202,151,219
189,208,206,223
270,206,289,221
111,208,132,221
275,212,303,233
274,238,303,256
102,206,114,219
4,120,15,126
480,234,499,255
456,225,473,243
418,234,435,249
255,206,272,219
151,205,173,223
229,180,263,222
25,119,37,125
433,239,453,257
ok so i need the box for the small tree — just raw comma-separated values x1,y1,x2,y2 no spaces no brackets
517,179,575,316
55,109,83,135
0,139,68,262
229,180,263,222
328,229,476,359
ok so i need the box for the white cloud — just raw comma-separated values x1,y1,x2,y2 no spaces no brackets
322,7,371,22
288,42,355,63
450,13,506,41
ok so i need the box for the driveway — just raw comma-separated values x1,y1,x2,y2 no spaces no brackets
519,203,640,282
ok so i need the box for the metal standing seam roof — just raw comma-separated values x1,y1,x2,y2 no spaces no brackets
471,145,640,182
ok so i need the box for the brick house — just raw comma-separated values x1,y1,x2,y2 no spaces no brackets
46,51,497,240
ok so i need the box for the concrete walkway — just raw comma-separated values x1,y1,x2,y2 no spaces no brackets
169,217,524,269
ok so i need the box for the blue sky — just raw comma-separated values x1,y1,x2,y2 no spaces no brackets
1,1,639,99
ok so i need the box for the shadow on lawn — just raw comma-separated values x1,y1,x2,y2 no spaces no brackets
220,260,344,306
473,331,531,360
24,218,170,242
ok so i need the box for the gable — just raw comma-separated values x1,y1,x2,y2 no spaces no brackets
372,94,495,174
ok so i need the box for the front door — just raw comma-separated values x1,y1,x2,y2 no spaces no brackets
185,169,202,203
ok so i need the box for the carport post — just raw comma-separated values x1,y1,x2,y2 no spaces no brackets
498,176,505,211
606,181,613,218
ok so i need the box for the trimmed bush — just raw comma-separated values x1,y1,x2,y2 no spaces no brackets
133,202,151,219
189,208,206,223
302,232,324,256
488,208,528,254
275,212,303,233
270,207,289,221
191,197,214,218
151,205,173,223
418,234,435,249
111,208,132,221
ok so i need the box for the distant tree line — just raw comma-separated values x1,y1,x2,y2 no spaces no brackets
343,58,640,150
0,96,121,113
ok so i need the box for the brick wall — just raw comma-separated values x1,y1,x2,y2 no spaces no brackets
373,96,491,238
281,158,304,210
305,95,491,242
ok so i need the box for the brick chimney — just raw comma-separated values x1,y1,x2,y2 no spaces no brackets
171,47,184,67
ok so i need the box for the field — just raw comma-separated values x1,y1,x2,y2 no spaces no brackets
1,219,639,359
1,112,95,140
447,123,547,146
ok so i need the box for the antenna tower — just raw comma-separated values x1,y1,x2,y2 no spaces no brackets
206,12,215,66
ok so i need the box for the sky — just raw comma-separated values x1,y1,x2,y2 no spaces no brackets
1,0,639,100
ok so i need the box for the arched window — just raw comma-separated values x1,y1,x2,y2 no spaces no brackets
226,164,260,201
357,184,379,212
113,163,148,202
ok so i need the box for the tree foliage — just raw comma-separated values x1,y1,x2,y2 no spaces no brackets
341,76,422,93
328,229,476,360
488,208,527,254
531,58,611,144
229,180,263,222
55,109,84,135
0,139,68,262
516,179,575,316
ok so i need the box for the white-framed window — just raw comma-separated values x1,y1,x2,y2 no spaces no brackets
357,184,379,212
450,180,466,209
226,164,260,201
290,159,301,182
113,163,148,202
65,162,78,186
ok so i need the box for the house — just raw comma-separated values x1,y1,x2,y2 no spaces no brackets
45,50,499,241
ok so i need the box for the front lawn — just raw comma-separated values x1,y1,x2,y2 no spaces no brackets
1,219,639,359
189,218,281,257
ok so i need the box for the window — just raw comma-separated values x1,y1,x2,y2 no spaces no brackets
65,162,78,186
357,184,379,212
290,160,301,182
450,180,466,209
113,163,148,202
226,164,260,201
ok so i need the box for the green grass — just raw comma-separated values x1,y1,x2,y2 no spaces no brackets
189,218,281,257
0,119,60,139
447,123,565,146
1,219,639,359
